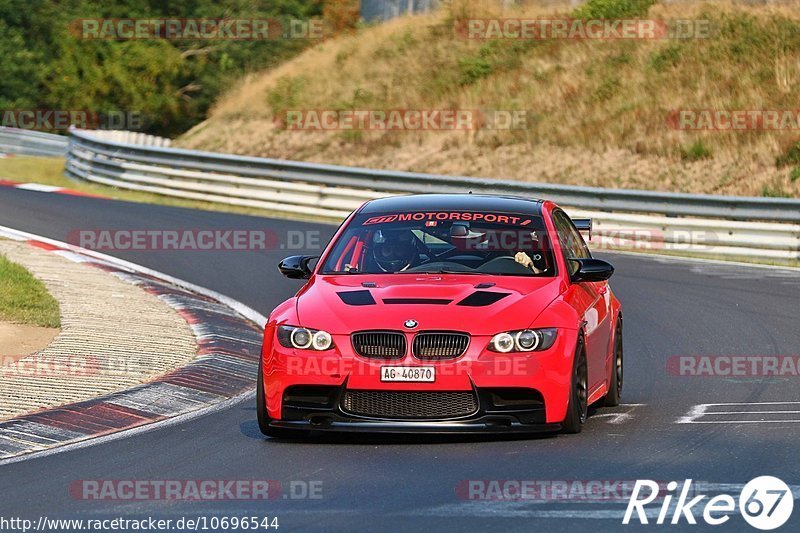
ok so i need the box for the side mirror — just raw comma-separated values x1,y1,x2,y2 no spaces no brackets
569,258,614,283
278,255,317,279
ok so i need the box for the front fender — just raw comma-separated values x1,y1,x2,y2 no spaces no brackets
528,297,582,331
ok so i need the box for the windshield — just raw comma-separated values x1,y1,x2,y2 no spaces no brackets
320,210,555,277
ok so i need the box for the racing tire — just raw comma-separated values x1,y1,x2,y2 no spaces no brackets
603,320,623,407
561,335,588,434
257,360,297,439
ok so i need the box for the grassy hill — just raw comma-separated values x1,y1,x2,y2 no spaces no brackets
178,0,800,198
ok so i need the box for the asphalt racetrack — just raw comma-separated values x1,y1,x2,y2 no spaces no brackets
0,186,798,532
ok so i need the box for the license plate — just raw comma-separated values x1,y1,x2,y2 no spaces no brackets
380,366,435,383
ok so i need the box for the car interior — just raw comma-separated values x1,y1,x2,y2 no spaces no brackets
323,219,556,276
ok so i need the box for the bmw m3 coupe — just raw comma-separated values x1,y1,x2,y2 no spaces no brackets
258,194,623,436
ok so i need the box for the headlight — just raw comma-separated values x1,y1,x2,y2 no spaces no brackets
311,330,333,350
277,325,334,351
491,332,515,353
488,328,557,353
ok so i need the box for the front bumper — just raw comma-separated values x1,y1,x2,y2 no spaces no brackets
270,418,561,434
268,383,560,434
262,326,578,427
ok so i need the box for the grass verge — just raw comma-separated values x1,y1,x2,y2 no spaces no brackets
0,251,61,328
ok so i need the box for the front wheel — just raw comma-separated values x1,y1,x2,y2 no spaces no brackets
561,336,588,434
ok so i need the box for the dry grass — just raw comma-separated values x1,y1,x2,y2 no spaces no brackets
178,0,800,198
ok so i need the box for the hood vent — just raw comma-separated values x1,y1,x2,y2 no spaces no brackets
337,290,376,306
339,291,509,307
383,298,452,305
457,291,511,307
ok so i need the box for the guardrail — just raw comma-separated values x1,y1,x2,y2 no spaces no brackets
84,130,172,148
65,128,799,262
0,127,68,157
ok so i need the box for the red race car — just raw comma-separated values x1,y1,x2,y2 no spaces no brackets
258,194,623,436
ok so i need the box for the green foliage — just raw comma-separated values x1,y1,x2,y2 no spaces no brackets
267,76,307,113
456,40,535,87
789,167,800,182
761,183,788,198
776,141,800,167
650,44,683,72
459,43,503,85
0,0,323,137
680,140,713,161
593,75,621,102
458,54,493,86
609,50,633,66
573,0,656,19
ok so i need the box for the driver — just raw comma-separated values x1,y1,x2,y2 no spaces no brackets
514,231,547,274
372,229,417,272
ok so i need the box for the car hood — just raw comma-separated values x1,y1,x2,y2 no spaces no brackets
295,274,564,335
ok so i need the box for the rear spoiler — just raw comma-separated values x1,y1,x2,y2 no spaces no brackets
572,218,593,240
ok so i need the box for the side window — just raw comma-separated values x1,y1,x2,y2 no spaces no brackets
553,211,591,271
552,211,573,265
567,218,591,260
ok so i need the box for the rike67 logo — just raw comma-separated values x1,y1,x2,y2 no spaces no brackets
623,477,794,530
